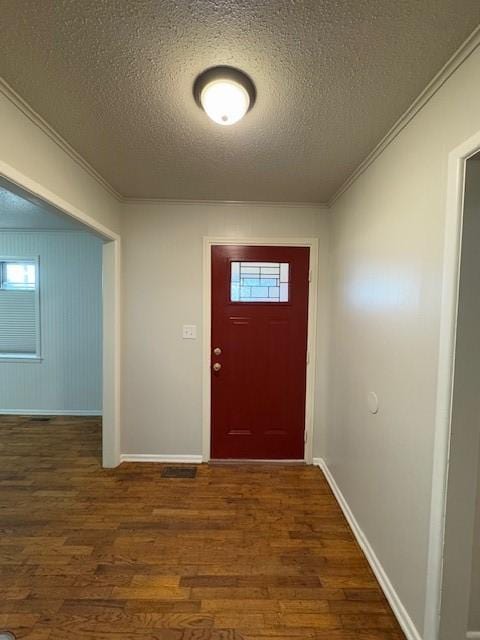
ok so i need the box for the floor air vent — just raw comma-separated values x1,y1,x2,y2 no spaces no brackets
161,466,197,479
29,417,51,422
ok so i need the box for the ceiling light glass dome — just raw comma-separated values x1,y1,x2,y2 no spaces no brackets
194,66,256,126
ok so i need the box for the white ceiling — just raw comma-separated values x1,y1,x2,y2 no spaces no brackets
0,1,479,203
0,183,95,232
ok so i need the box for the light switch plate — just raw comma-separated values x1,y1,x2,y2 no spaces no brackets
182,324,197,339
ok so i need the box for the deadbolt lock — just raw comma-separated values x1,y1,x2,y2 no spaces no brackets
212,362,222,372
213,347,222,356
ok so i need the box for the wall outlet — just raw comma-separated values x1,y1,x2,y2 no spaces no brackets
182,324,197,339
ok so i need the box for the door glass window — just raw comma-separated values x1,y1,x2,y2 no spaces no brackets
231,261,289,302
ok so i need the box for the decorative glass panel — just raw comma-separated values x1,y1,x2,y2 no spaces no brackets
231,262,289,302
1,262,36,290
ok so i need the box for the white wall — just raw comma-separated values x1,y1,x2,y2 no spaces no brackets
327,46,480,637
0,231,103,413
120,202,329,457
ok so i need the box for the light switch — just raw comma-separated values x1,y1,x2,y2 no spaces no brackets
182,324,197,339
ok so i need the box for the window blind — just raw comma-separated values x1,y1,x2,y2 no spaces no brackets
0,290,37,354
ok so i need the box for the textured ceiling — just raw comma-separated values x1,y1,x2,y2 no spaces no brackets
0,182,96,232
0,1,479,203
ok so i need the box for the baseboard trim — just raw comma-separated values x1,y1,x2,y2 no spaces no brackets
467,632,480,639
313,458,422,640
210,458,305,464
0,409,102,416
120,454,203,464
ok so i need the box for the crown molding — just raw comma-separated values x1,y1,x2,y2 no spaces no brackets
0,75,328,209
3,22,480,212
328,24,480,208
121,197,328,209
0,228,91,233
0,77,123,202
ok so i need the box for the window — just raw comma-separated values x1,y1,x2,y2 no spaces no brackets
1,261,36,290
0,259,40,359
231,261,289,302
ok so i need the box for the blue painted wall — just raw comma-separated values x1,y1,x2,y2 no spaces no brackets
0,231,102,413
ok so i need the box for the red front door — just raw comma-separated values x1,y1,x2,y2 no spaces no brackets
211,245,310,460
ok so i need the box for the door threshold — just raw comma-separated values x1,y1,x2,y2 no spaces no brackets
209,459,306,465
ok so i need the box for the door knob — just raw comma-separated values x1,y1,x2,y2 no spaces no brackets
212,362,222,372
213,347,222,356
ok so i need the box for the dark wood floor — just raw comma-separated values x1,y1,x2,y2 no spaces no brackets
0,415,405,639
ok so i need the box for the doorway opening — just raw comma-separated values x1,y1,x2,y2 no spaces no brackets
424,139,480,639
436,153,480,639
0,173,120,468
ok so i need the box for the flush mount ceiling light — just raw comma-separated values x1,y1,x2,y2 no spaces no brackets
193,66,256,126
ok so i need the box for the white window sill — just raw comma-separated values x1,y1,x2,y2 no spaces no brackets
0,354,43,363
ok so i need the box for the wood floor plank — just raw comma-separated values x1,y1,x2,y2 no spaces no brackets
0,415,405,639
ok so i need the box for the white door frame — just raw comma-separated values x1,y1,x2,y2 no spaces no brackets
0,160,121,468
202,236,318,464
424,130,480,638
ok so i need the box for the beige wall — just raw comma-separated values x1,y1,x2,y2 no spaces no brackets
328,46,480,636
120,202,329,457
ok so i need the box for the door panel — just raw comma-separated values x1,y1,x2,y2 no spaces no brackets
211,245,309,460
